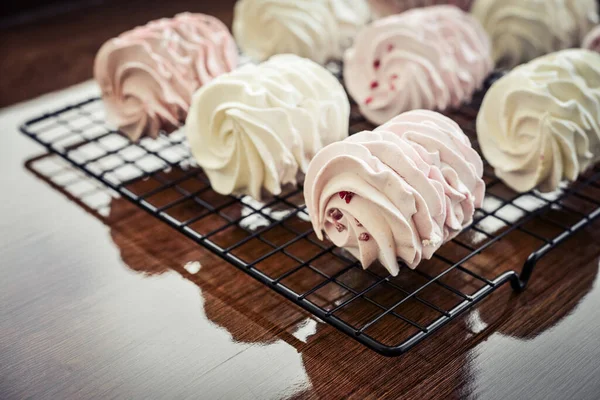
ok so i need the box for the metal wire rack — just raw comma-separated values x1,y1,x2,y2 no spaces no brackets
20,91,600,356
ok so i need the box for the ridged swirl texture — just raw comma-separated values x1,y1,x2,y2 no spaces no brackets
583,25,600,53
185,54,350,200
471,0,599,68
477,49,600,193
343,5,492,125
232,0,371,64
367,0,474,18
304,110,485,276
94,13,238,141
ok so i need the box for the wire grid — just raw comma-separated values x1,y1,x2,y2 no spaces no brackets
20,95,600,356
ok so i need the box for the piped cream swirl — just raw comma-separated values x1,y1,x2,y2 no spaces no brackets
233,0,371,64
94,13,238,141
185,55,350,200
344,5,492,125
304,110,484,275
477,49,600,193
367,0,474,18
472,0,599,68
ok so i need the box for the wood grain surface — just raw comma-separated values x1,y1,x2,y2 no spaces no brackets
2,2,600,399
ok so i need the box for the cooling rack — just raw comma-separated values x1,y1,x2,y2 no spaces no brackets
20,92,600,356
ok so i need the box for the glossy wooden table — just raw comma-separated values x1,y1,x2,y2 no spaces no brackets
2,2,600,399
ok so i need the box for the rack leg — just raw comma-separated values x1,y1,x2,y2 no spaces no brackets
511,249,546,292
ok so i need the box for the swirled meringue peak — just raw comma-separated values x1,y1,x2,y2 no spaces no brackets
367,0,473,19
472,0,599,68
344,5,492,125
233,0,371,64
94,13,238,141
304,110,484,276
583,25,600,53
185,54,350,200
477,49,600,193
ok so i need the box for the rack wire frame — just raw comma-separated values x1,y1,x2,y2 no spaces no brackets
20,94,600,356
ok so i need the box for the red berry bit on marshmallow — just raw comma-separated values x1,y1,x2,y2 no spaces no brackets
338,191,354,204
327,208,344,220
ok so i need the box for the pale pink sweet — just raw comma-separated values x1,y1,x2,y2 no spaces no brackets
94,13,238,141
368,0,474,18
344,5,492,125
304,110,484,276
583,25,600,53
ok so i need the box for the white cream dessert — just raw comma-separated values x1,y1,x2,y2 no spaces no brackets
477,49,600,193
233,0,371,64
471,0,599,68
304,110,485,275
367,0,474,18
185,54,350,200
